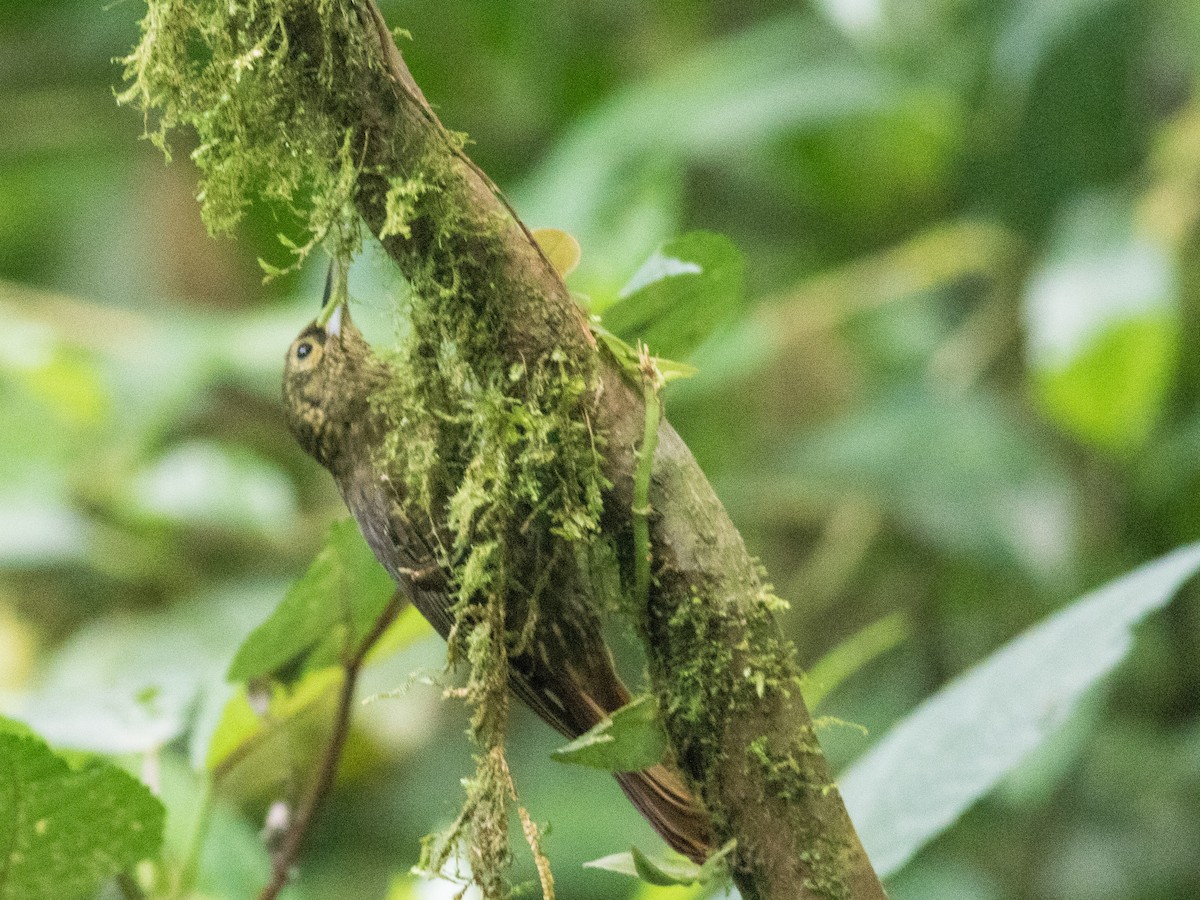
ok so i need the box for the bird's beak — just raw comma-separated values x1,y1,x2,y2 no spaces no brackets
326,301,344,336
315,259,346,335
321,262,334,309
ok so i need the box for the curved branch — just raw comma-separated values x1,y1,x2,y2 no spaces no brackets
306,5,887,898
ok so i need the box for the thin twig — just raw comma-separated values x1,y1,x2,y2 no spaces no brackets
258,589,410,900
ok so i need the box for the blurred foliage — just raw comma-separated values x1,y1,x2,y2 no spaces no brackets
4,0,1200,897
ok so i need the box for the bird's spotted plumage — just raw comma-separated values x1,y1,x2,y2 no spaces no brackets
282,302,714,863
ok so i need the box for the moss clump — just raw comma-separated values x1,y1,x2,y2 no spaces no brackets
371,209,605,895
119,0,379,270
653,580,800,789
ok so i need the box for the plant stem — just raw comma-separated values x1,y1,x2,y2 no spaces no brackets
174,780,214,900
258,590,408,900
632,360,662,612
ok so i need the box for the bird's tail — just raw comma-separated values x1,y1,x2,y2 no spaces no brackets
614,764,715,864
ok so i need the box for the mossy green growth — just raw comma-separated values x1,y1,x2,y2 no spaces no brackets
119,0,379,272
363,120,605,900
373,259,606,895
751,730,853,900
654,581,799,786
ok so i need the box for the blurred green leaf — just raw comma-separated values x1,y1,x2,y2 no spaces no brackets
206,667,343,776
516,11,901,293
1024,194,1179,454
599,232,744,361
128,440,298,533
156,755,274,899
840,542,1200,877
362,602,434,665
1034,317,1177,453
0,501,92,567
5,585,278,759
228,519,395,682
551,695,667,772
780,387,1079,578
992,0,1125,98
0,731,164,900
804,612,909,711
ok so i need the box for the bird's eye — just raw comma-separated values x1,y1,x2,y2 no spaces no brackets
296,341,313,360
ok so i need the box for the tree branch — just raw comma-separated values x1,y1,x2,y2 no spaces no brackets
321,6,887,896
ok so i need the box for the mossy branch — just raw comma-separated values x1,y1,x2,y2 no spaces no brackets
120,2,886,897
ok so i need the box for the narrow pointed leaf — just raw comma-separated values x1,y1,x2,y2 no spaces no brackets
841,543,1200,877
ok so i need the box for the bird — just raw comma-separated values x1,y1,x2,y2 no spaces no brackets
281,276,714,863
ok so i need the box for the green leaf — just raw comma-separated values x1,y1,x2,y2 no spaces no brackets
600,231,745,361
631,845,703,887
1034,317,1177,454
7,585,277,762
780,387,1080,578
228,519,395,682
127,440,297,534
840,542,1200,878
515,11,900,293
584,840,736,887
551,695,667,772
0,731,164,900
1024,193,1179,454
992,0,1125,99
206,667,343,777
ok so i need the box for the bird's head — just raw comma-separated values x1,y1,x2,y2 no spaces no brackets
282,298,384,470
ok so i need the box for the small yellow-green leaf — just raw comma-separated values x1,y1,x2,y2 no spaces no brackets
533,227,582,277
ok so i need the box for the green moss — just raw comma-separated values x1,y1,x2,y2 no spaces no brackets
119,0,377,273
651,579,800,786
372,250,605,895
744,737,850,900
357,65,605,900
379,174,429,241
